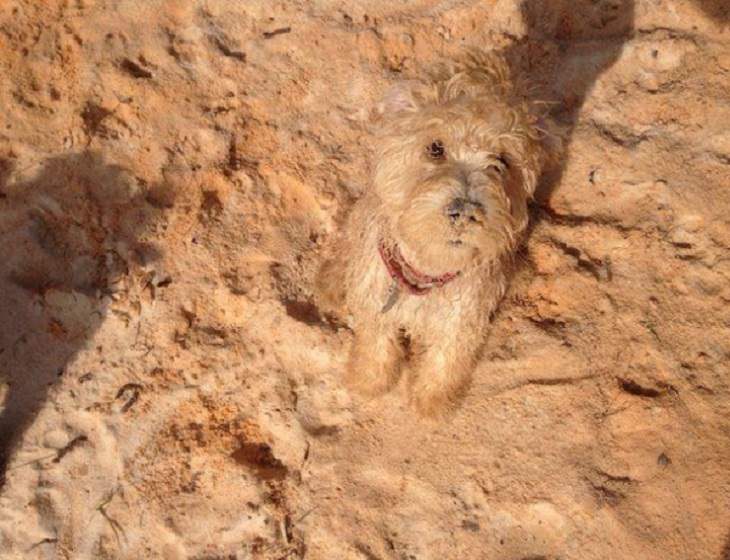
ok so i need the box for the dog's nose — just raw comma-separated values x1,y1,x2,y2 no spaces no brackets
445,198,484,225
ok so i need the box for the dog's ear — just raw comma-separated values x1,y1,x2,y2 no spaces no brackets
376,81,423,116
503,113,565,230
516,112,566,200
536,115,565,170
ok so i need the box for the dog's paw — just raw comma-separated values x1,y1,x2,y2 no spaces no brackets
345,331,403,398
410,385,458,419
344,366,397,398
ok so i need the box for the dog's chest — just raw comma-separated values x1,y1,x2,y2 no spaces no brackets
376,272,476,330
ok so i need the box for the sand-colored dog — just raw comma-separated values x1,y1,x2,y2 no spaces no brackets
318,50,558,416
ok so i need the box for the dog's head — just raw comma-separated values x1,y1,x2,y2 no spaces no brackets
372,50,559,275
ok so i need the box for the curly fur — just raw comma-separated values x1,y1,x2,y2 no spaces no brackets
317,50,560,417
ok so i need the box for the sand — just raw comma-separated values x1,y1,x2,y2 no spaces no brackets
1,0,729,558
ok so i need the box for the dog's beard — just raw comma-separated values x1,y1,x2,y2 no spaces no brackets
391,180,516,275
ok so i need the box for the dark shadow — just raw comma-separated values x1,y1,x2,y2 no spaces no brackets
690,0,730,22
721,529,730,560
500,0,635,206
0,151,168,485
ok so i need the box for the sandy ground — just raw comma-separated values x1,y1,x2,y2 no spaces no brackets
0,0,729,558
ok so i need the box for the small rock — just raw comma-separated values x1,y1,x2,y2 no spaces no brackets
296,378,352,435
43,429,70,450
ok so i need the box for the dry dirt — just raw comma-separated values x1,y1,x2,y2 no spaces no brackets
0,1,729,559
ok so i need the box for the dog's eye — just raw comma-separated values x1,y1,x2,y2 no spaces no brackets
486,154,510,175
426,141,446,161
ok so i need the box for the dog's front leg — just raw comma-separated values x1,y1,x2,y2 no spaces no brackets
407,316,483,417
345,318,404,397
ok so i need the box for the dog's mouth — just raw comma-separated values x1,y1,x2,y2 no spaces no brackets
378,240,460,295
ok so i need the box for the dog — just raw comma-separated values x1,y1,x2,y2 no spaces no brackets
317,50,559,416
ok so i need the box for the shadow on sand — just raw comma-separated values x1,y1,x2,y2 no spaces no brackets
501,0,635,206
691,0,729,22
507,0,726,207
0,151,167,485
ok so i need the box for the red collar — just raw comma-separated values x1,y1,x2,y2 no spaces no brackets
378,241,460,295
